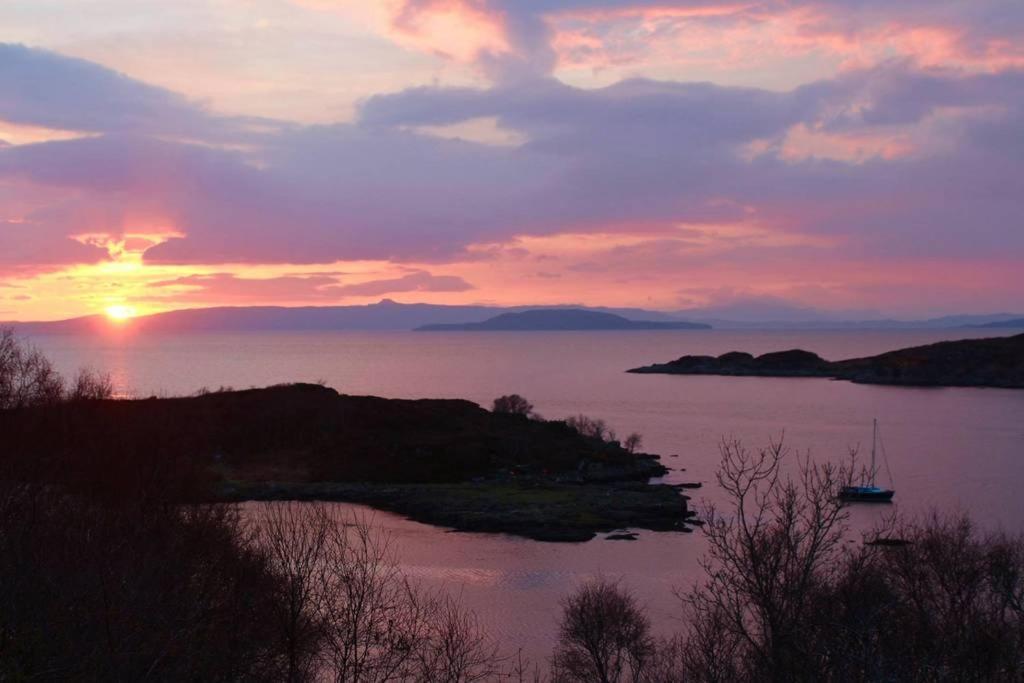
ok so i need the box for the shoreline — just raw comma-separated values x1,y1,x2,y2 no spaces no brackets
221,479,695,542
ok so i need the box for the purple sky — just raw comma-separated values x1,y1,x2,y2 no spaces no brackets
0,0,1022,320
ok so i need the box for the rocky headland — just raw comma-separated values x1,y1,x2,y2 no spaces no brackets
628,333,1024,388
2,383,692,541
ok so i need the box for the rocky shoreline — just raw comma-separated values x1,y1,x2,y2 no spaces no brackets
628,333,1024,388
224,479,694,542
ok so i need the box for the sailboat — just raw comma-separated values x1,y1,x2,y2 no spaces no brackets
839,419,895,502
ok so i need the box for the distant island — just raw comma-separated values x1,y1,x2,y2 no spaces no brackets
628,333,1024,388
416,309,711,331
972,318,1024,329
4,383,693,542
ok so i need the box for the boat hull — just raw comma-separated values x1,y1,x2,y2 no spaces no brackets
839,486,894,502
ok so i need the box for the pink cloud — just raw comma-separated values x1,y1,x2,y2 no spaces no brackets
319,2,1024,81
2,42,1022,316
332,270,475,296
143,270,474,305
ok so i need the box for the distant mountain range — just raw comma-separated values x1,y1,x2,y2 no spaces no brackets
4,300,697,335
4,300,1023,334
972,318,1024,329
416,309,711,331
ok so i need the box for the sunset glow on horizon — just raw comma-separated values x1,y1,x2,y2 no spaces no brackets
104,305,138,322
1,1,1022,322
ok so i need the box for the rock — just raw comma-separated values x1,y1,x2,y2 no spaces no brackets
606,532,639,541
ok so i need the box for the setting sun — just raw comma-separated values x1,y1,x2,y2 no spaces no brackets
105,305,138,321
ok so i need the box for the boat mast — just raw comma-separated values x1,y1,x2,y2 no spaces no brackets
871,418,877,487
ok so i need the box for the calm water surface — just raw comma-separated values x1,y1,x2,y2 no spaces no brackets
30,328,1024,659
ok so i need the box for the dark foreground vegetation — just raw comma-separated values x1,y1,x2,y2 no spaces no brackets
3,329,1022,681
629,332,1024,388
547,440,1024,682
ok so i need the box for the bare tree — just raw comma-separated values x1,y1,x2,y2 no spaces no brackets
318,513,418,682
66,368,115,401
493,395,535,417
408,593,503,682
252,502,504,682
565,415,609,442
552,578,654,683
0,328,65,409
853,513,1024,680
623,433,642,454
679,437,852,682
255,502,333,682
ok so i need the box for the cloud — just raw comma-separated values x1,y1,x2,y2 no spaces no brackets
1,41,1022,315
2,59,1022,270
0,43,279,141
143,270,473,303
331,271,474,296
146,272,345,304
0,217,108,271
340,1,1024,79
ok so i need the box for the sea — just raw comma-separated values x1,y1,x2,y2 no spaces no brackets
29,327,1024,661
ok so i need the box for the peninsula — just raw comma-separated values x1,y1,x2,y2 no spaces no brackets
416,308,710,331
3,383,692,542
628,333,1024,388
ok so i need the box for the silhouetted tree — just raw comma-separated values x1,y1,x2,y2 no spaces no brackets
253,502,504,682
493,394,535,417
565,415,610,442
679,437,852,682
676,438,1024,682
552,578,654,683
0,328,64,409
66,367,115,401
816,513,1024,681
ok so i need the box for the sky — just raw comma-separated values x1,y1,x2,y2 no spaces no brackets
0,0,1022,321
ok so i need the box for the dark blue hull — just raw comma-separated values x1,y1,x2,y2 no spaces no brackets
839,486,894,502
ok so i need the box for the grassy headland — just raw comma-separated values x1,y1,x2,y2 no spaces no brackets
3,383,692,541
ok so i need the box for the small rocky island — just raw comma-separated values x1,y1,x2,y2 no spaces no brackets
416,308,710,331
3,384,692,542
628,333,1024,388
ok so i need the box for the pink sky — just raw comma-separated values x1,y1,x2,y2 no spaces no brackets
1,0,1022,320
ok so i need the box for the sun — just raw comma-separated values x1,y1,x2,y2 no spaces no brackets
105,304,138,322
